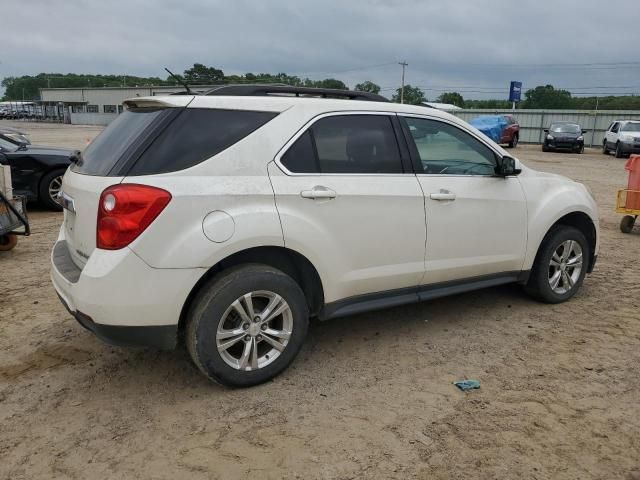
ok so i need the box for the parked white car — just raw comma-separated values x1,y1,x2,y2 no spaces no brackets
602,120,640,157
51,86,599,387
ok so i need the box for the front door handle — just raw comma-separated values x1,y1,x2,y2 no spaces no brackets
430,190,456,201
300,186,336,200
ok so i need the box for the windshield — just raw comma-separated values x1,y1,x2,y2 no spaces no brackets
550,123,580,133
621,122,640,132
0,136,19,152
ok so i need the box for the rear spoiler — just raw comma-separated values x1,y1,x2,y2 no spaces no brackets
123,96,194,109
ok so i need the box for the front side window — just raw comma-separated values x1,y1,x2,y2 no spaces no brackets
403,116,497,176
611,122,620,133
281,114,403,174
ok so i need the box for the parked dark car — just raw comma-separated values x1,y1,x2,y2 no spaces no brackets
0,134,73,210
0,126,31,145
542,122,588,153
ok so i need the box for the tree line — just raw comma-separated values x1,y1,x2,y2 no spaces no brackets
2,64,639,110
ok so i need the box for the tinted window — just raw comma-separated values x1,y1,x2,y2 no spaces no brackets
611,122,620,133
403,117,497,175
281,130,318,173
73,108,169,176
128,109,278,175
280,115,403,174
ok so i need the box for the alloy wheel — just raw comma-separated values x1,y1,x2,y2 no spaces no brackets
216,290,293,371
48,175,63,204
548,240,583,295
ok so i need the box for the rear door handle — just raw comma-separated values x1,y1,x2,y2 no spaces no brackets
300,187,336,200
430,191,456,201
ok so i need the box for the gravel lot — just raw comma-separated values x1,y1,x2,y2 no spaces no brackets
1,120,639,480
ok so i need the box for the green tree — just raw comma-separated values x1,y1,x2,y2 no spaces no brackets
436,92,464,107
354,81,381,94
391,85,425,105
521,85,572,109
304,78,348,90
182,63,225,84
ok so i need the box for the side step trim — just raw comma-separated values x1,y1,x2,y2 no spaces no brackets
319,271,528,320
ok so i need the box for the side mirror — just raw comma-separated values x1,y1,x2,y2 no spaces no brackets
543,129,549,133
496,155,522,177
582,129,589,134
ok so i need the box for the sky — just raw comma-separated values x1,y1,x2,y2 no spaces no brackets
2,0,639,100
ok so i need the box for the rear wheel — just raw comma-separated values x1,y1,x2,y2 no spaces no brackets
39,169,65,211
525,226,589,303
186,264,309,387
0,234,18,251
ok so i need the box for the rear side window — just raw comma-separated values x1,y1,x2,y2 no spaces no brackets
281,115,403,174
129,109,278,175
74,108,169,176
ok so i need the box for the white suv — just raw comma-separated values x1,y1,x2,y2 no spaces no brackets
603,120,640,157
51,85,599,387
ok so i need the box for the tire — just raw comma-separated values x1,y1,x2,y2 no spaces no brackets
0,234,18,251
509,134,518,148
38,169,65,211
186,264,309,388
542,144,549,152
576,144,584,154
620,215,636,234
602,141,609,154
524,226,590,304
615,142,624,159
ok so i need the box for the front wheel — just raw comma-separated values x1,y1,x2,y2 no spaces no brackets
602,141,609,154
525,226,589,303
39,169,66,211
509,134,518,148
615,142,624,158
186,264,309,387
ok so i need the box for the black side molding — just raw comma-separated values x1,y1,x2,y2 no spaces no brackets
319,271,529,320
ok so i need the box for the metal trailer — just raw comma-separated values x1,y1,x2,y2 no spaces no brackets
0,191,30,251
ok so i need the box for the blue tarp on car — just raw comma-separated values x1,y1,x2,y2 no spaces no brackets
469,115,508,143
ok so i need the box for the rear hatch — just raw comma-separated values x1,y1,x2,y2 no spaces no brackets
61,98,190,268
60,95,280,269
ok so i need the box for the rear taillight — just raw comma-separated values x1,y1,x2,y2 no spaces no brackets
97,184,171,250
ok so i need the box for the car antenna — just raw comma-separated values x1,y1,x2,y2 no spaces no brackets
164,67,192,94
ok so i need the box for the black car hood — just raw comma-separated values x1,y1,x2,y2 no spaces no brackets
14,145,74,157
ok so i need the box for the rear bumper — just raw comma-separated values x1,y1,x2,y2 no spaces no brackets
50,233,204,349
57,293,177,349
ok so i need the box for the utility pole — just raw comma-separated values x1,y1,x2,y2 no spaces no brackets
399,61,408,104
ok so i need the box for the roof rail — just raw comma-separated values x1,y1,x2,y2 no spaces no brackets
202,84,389,102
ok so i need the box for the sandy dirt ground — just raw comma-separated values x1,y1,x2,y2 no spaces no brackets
1,120,639,480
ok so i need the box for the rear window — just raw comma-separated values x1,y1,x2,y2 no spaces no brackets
73,108,169,176
74,108,278,176
128,109,278,175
